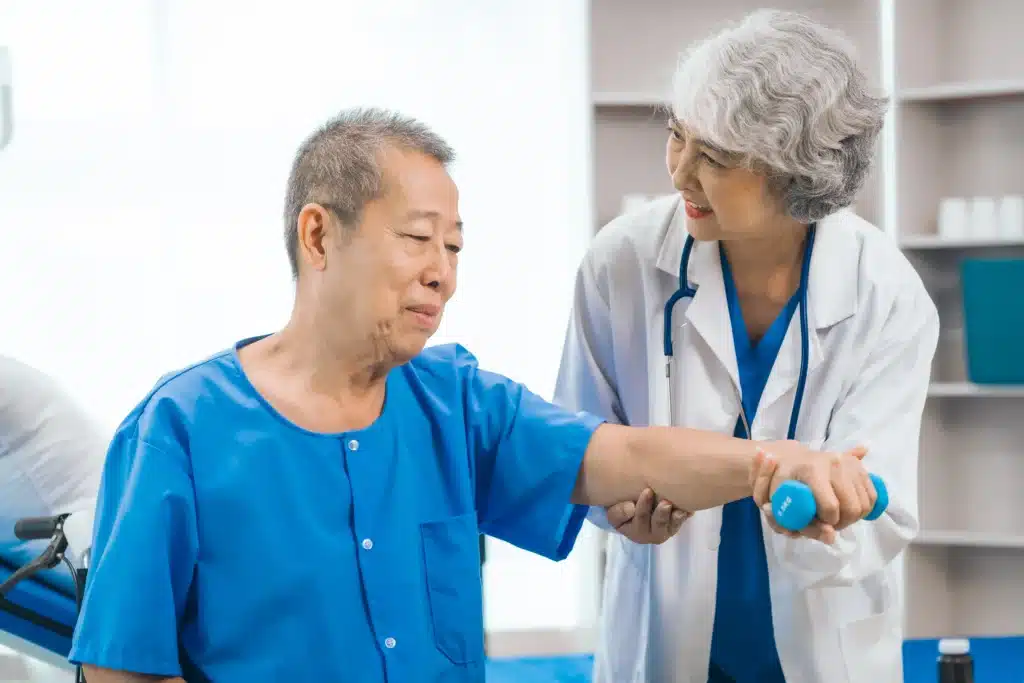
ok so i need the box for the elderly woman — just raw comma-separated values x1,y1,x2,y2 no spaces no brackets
555,10,939,683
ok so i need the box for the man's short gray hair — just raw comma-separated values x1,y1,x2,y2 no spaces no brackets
671,10,888,223
283,107,455,278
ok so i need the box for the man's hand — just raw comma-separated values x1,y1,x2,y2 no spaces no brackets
605,488,691,544
750,444,874,544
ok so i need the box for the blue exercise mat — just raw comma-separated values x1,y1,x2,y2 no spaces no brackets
483,640,1024,682
486,654,594,683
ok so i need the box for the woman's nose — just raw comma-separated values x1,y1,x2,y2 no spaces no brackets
670,153,694,191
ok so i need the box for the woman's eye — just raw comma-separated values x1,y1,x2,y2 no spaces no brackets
701,152,723,167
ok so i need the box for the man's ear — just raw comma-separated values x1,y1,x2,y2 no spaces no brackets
296,203,332,273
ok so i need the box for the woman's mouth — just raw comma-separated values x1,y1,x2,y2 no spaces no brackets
684,200,713,219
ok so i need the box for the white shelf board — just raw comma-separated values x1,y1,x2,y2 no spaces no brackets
900,234,1024,250
914,530,1024,549
898,79,1024,103
928,382,1024,397
593,92,665,108
928,382,1024,398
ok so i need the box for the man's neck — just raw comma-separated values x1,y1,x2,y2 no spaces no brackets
240,321,388,433
272,319,390,399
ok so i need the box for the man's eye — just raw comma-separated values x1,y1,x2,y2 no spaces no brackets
406,234,430,242
446,244,461,254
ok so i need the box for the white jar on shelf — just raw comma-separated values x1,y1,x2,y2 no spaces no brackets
997,195,1024,239
937,197,968,240
969,196,998,239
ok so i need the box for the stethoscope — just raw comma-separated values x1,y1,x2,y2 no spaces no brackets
662,225,817,441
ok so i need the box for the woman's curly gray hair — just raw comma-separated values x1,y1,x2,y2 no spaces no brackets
672,9,888,223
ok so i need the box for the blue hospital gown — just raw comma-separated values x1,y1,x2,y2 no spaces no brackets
68,338,602,682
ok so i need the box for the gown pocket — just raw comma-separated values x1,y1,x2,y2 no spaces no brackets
420,513,486,666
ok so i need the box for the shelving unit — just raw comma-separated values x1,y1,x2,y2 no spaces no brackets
894,0,1024,642
587,0,1024,655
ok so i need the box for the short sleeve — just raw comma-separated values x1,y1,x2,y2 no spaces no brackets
68,427,199,676
455,346,605,561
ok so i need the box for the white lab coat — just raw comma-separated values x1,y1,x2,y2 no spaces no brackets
554,195,940,683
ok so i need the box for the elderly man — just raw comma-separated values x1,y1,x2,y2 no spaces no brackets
68,108,873,683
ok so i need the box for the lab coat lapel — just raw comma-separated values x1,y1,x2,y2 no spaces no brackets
682,242,741,393
757,212,860,433
654,201,741,394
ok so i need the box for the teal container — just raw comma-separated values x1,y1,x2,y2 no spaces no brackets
961,258,1024,385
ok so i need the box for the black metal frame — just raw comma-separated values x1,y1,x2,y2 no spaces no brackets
0,518,86,683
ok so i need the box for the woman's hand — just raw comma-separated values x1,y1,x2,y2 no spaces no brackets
750,445,873,544
606,488,691,544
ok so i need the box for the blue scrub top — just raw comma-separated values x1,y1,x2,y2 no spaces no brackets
709,246,799,683
68,338,601,683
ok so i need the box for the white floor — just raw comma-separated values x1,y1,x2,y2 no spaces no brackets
0,634,74,683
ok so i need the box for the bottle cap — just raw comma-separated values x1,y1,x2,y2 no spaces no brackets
938,638,970,655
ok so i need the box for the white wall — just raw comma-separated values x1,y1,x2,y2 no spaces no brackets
0,0,599,634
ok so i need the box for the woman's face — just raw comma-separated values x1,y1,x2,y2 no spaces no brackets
665,118,787,241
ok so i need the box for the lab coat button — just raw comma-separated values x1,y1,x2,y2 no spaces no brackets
348,439,360,451
384,637,397,649
362,538,373,550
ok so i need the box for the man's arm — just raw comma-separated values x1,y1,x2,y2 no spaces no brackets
572,423,759,511
82,667,184,683
69,419,199,678
758,288,940,590
552,250,684,541
459,343,853,560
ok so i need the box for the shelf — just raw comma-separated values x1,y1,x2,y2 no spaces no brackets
901,235,1024,250
593,92,665,108
899,79,1024,103
915,531,1024,550
928,382,1024,398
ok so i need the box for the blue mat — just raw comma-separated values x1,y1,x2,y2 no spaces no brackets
486,655,594,683
483,639,1024,682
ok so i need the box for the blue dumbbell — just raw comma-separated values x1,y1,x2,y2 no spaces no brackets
771,473,889,532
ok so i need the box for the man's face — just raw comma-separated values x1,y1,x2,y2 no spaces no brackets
312,147,463,364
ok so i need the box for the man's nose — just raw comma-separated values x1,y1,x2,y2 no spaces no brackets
423,241,453,290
